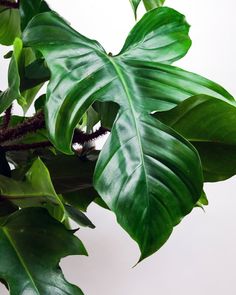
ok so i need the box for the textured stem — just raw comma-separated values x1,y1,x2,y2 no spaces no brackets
0,111,45,144
0,0,19,8
1,105,12,130
4,127,109,151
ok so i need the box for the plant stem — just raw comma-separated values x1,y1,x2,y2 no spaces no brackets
3,127,109,151
1,105,12,130
0,111,45,144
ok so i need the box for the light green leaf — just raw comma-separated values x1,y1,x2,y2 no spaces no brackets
0,207,86,295
22,7,234,259
157,95,236,182
0,158,65,221
0,6,21,46
0,38,23,114
143,0,165,11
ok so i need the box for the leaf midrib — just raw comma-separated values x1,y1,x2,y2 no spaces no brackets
106,55,150,205
2,227,40,294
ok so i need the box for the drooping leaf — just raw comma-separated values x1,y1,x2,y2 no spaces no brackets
196,191,208,208
143,0,165,11
95,114,203,260
65,205,95,229
44,153,99,211
0,5,20,46
0,158,65,221
0,38,23,114
20,0,51,30
0,207,86,295
22,7,234,259
156,95,236,182
129,0,141,18
23,58,50,90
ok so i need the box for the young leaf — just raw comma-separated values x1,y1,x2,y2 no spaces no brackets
143,0,165,11
0,5,20,46
0,207,86,295
156,95,236,182
65,205,95,229
22,7,234,259
0,38,23,114
129,0,141,18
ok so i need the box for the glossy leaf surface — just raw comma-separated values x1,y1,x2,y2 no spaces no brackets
0,158,65,220
0,38,23,114
22,8,233,153
95,114,203,259
157,95,236,181
22,7,234,259
0,208,86,294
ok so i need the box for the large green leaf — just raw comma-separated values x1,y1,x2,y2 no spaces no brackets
95,114,203,260
0,5,20,46
22,7,233,259
22,8,233,154
0,207,86,294
143,0,165,11
156,95,236,182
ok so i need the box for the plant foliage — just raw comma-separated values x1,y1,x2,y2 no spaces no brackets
0,0,234,293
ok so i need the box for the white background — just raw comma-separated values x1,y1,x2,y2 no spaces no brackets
0,0,236,294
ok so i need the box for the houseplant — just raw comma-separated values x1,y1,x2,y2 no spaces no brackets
0,0,235,293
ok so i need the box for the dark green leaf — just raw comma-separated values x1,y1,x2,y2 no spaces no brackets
157,95,236,182
0,38,23,114
0,5,20,46
94,101,119,130
20,0,51,30
22,7,234,259
22,8,233,154
65,205,95,229
95,114,203,260
22,58,50,90
0,207,86,295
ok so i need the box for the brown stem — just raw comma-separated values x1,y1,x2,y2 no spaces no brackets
0,111,45,144
4,127,109,151
0,0,19,8
1,105,12,130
